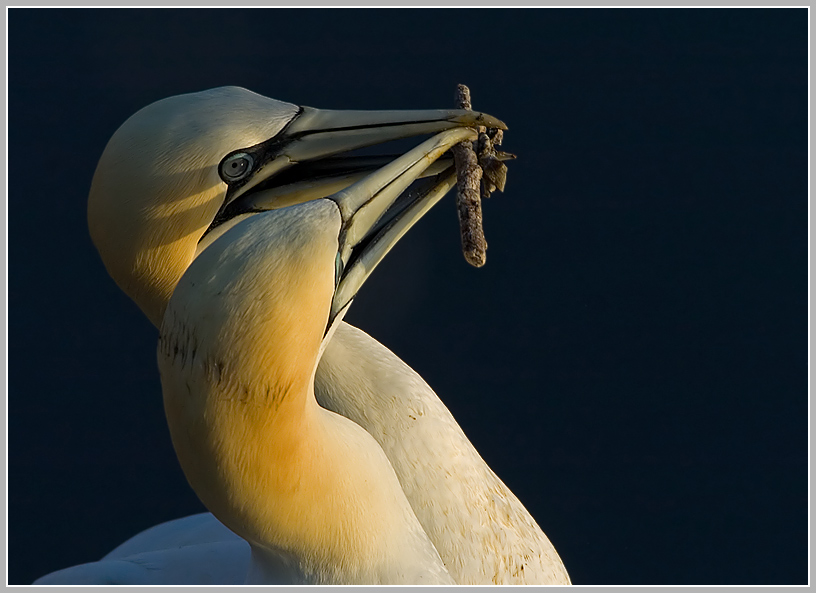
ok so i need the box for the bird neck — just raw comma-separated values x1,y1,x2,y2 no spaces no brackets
314,322,573,585
159,206,450,584
160,310,449,584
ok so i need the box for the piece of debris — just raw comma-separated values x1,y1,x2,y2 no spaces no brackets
452,84,488,267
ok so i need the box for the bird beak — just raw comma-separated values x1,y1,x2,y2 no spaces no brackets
225,106,506,208
326,126,477,326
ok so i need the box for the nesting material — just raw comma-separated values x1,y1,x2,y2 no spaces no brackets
477,129,508,198
452,84,487,267
452,84,512,267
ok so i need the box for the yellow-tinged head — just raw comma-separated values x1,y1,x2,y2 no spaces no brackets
88,87,299,326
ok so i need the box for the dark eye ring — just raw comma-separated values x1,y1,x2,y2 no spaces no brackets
220,153,254,182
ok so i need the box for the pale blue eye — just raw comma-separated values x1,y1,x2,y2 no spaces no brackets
220,153,254,182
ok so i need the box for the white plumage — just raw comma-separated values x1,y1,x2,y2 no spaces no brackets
34,87,570,585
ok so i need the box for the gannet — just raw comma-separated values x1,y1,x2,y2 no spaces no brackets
34,87,570,585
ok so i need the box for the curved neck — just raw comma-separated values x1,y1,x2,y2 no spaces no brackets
313,322,572,585
158,205,451,583
161,318,450,583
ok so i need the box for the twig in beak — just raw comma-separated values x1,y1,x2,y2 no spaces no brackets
452,84,488,268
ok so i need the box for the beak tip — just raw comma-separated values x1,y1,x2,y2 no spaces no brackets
451,111,508,131
480,113,508,130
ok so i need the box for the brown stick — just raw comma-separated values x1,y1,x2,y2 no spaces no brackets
452,84,487,268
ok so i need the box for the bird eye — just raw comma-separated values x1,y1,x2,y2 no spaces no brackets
220,153,254,182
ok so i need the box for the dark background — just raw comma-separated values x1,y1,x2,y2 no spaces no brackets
8,8,807,585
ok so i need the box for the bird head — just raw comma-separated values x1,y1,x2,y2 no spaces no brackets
88,86,504,327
